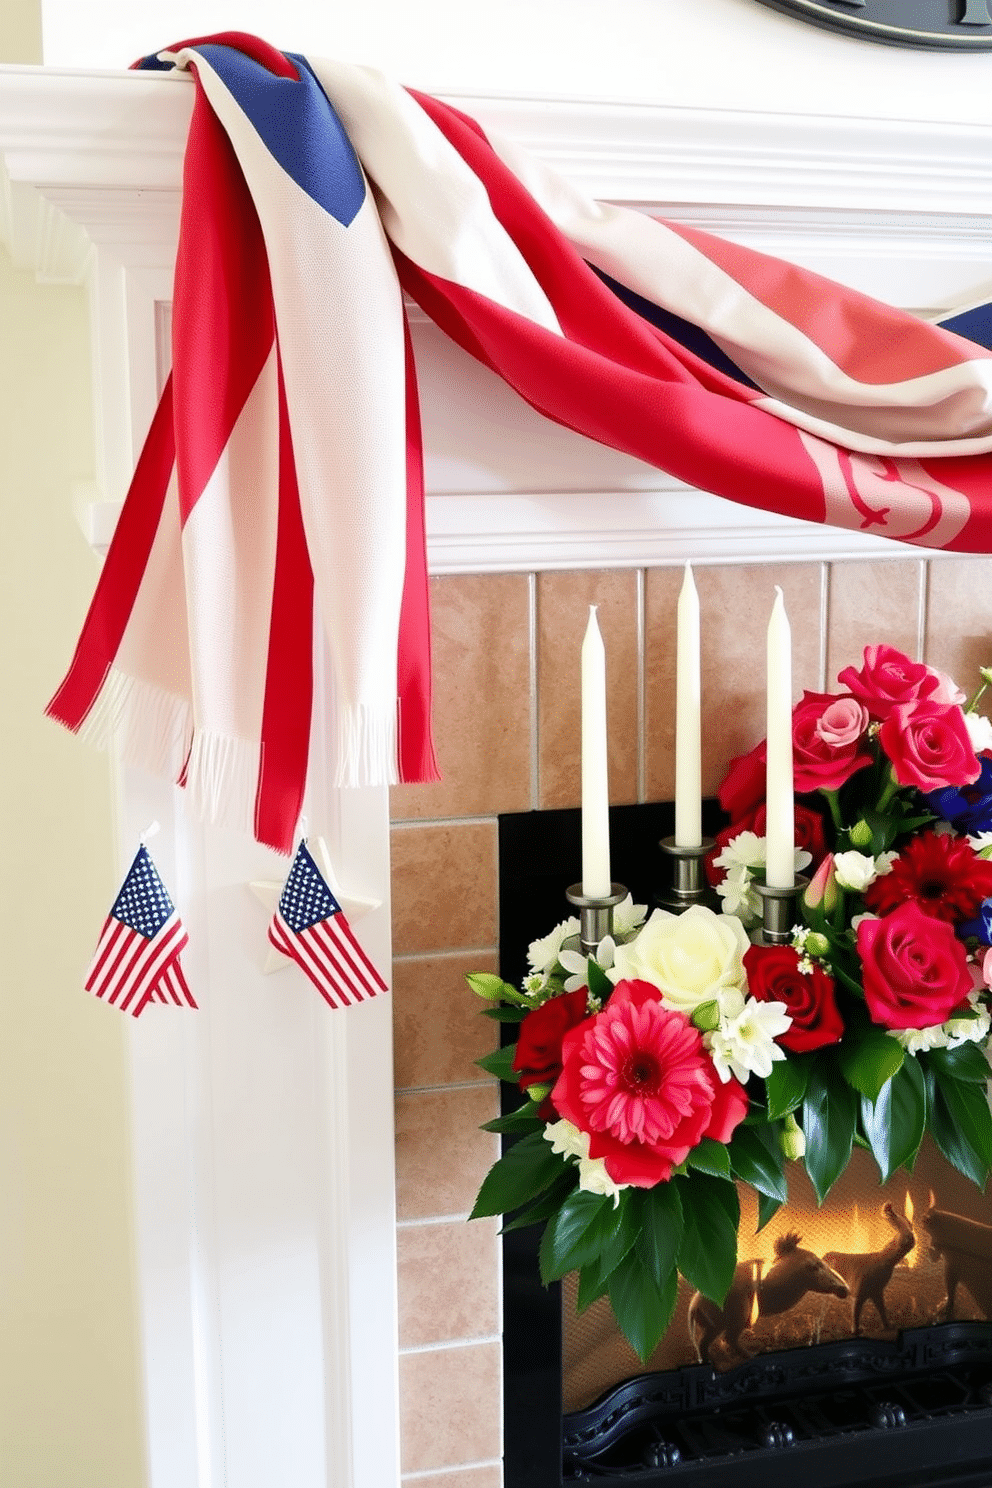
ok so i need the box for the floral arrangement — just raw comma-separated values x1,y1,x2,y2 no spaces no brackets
467,648,992,1363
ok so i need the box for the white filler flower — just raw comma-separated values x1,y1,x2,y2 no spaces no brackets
543,1119,625,1205
834,850,895,892
707,997,791,1084
527,917,580,974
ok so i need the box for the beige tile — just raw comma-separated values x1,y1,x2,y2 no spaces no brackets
393,952,499,1090
391,821,498,955
391,573,531,821
924,557,992,695
537,569,639,810
826,559,923,683
397,1217,500,1348
395,1085,500,1221
399,1342,502,1474
402,1468,502,1488
645,563,824,801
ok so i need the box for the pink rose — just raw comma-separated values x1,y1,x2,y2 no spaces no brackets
857,902,973,1030
792,691,874,793
550,981,749,1187
879,700,981,792
838,645,945,721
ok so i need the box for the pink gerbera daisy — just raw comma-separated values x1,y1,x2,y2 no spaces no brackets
551,980,749,1187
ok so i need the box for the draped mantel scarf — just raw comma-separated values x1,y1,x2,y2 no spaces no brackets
47,31,992,854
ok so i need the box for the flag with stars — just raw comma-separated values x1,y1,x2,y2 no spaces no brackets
268,841,386,1009
85,845,196,1017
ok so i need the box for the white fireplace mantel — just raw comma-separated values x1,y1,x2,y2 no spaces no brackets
3,61,992,1488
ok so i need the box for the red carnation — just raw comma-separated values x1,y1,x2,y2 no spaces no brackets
865,830,992,924
743,944,844,1053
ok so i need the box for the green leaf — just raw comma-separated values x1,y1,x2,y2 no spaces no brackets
728,1124,788,1203
595,1189,641,1283
927,1042,992,1085
860,1055,926,1182
765,1058,809,1121
801,1061,857,1203
469,1131,565,1219
757,1191,783,1233
587,958,612,1002
538,1189,619,1283
833,962,866,1000
500,1168,578,1231
838,1029,905,1103
685,1138,733,1179
474,1044,519,1082
607,1249,679,1364
691,999,721,1033
480,1004,528,1022
676,1173,739,1304
924,1067,990,1190
934,1072,992,1173
480,1103,544,1135
635,1183,684,1287
576,1257,612,1312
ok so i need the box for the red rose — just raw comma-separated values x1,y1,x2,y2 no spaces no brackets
879,700,981,792
837,645,944,722
718,741,766,819
857,901,973,1030
792,690,873,793
513,987,590,1094
550,981,749,1187
743,944,844,1052
706,802,828,887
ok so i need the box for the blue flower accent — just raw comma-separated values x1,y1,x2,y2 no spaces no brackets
927,754,992,835
958,896,992,946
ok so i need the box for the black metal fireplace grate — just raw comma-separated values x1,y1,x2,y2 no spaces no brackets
562,1327,992,1485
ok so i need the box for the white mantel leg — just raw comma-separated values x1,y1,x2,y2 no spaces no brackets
121,769,399,1488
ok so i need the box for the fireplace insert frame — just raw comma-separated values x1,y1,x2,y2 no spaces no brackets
497,803,992,1488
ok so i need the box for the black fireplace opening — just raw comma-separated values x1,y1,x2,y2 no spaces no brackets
496,802,992,1488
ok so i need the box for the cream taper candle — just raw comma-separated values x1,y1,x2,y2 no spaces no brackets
675,562,702,848
765,586,795,890
581,605,611,898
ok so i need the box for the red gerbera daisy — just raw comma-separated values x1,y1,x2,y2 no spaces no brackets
865,830,992,924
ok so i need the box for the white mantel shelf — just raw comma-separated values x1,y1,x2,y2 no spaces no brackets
3,62,992,571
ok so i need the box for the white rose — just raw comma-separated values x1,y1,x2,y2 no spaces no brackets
833,851,878,892
611,904,749,1014
965,710,992,755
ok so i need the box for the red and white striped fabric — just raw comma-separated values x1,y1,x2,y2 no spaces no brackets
47,33,992,853
84,844,196,1017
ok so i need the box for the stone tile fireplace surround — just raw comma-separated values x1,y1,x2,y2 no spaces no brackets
4,59,992,1488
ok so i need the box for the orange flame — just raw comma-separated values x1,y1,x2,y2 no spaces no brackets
904,1193,920,1267
749,1259,763,1328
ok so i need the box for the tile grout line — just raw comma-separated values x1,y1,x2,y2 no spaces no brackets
391,814,500,830
399,1333,502,1357
917,557,929,661
529,570,539,811
636,566,646,804
395,1078,498,1097
818,561,829,691
401,1460,503,1482
392,946,499,965
396,1211,475,1228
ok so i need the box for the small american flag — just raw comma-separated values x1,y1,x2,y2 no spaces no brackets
268,841,386,1008
85,845,196,1017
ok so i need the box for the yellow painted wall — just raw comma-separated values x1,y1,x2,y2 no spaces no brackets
0,241,147,1485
